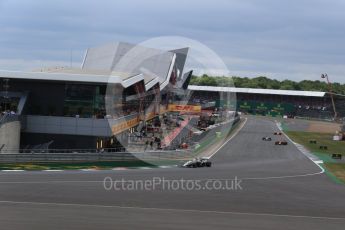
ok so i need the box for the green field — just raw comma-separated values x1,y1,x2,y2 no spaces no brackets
324,163,345,183
286,131,345,184
286,131,345,155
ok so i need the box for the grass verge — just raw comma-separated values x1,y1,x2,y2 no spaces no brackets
0,160,182,171
285,131,345,154
285,131,345,184
324,163,345,183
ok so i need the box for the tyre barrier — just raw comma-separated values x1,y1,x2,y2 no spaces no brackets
331,154,342,160
319,145,328,150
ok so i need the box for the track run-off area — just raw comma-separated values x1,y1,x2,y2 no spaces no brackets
0,117,344,230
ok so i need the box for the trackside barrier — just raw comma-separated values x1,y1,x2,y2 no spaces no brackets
0,117,241,164
0,150,195,163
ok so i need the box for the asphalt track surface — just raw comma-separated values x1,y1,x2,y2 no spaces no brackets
0,117,344,229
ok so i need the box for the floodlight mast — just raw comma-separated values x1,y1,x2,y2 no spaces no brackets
321,73,337,120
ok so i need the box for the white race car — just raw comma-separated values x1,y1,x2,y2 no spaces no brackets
182,158,212,168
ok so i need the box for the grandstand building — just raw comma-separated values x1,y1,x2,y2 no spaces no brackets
0,42,192,151
188,85,344,120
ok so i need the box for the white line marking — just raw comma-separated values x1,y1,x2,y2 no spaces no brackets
1,170,25,172
201,118,324,181
0,200,344,221
112,167,128,171
0,170,325,184
44,170,63,172
207,118,248,159
159,165,174,169
275,121,325,174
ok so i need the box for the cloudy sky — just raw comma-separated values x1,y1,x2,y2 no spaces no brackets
0,0,345,82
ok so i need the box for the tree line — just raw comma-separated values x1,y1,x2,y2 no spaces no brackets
190,75,345,94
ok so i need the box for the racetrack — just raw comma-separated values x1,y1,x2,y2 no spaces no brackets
0,117,344,229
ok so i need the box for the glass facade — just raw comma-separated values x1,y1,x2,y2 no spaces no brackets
64,84,106,118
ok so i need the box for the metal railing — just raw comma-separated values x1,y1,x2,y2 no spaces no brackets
3,147,125,154
0,148,194,163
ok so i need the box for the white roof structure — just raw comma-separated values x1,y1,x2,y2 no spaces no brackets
188,85,326,97
0,69,144,88
82,42,185,91
0,41,189,92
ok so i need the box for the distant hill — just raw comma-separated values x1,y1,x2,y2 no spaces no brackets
190,75,345,95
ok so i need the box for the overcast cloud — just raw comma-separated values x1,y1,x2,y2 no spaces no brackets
0,0,344,82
